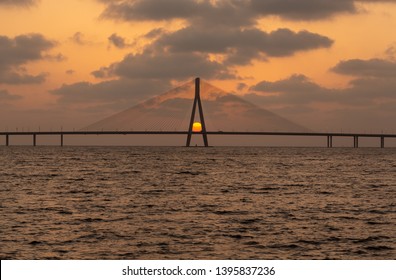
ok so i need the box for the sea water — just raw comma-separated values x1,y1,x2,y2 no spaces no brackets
0,146,395,259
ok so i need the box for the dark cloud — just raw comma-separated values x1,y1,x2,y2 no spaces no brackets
64,0,392,117
156,27,332,64
248,67,396,107
186,0,255,27
85,0,334,111
252,29,333,57
108,33,128,49
357,0,396,2
96,1,334,79
0,89,22,101
97,0,396,47
55,55,233,111
0,34,55,65
144,28,164,39
246,70,396,131
0,71,47,84
92,50,234,80
91,67,108,79
101,0,199,21
252,74,328,93
237,83,248,91
0,33,55,84
100,0,253,27
332,58,396,77
51,78,171,108
347,77,396,100
92,27,331,84
98,0,396,24
45,53,67,62
0,0,38,7
247,74,337,105
250,0,356,20
70,32,89,45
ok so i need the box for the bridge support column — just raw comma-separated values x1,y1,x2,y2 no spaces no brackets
186,77,209,147
6,134,9,146
61,134,64,147
381,136,385,148
353,136,359,148
327,136,333,148
33,134,36,146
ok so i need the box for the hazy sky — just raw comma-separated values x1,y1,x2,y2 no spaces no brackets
1,0,396,133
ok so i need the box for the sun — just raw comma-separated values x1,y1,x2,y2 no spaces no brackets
192,122,202,132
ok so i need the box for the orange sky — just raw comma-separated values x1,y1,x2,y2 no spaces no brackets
1,0,396,134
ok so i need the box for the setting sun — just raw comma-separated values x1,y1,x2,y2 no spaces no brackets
192,122,202,132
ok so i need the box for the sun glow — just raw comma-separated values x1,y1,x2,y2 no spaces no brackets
192,122,202,132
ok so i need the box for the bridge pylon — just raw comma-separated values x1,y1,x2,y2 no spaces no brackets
186,77,209,147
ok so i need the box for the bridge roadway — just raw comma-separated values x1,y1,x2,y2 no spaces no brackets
1,130,395,148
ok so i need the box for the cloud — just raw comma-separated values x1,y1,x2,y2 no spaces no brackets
385,43,396,60
0,34,55,64
98,0,396,24
347,77,396,100
101,0,342,23
0,33,56,84
246,69,396,131
91,67,109,79
76,1,333,111
156,27,332,65
248,62,396,107
45,53,67,62
100,0,202,22
357,0,396,3
92,49,234,80
68,1,335,110
95,0,334,81
0,0,38,7
55,49,233,110
144,28,165,39
51,78,171,108
84,47,235,109
92,11,332,83
250,0,355,20
252,74,327,93
108,33,129,49
253,0,360,20
247,74,337,105
0,89,22,102
96,0,246,30
70,32,90,45
237,83,248,91
0,71,47,84
331,58,396,77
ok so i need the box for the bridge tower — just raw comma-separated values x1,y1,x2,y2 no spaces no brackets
186,77,209,147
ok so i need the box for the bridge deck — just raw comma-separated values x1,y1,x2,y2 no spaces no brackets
1,131,395,148
1,131,395,138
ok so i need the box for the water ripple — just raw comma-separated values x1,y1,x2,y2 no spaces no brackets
0,146,395,259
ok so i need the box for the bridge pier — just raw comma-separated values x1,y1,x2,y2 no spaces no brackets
61,134,64,147
381,136,385,148
327,135,333,148
33,134,37,146
353,136,359,148
6,134,9,146
186,78,209,147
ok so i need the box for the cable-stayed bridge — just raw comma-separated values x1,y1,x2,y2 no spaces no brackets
1,78,395,147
